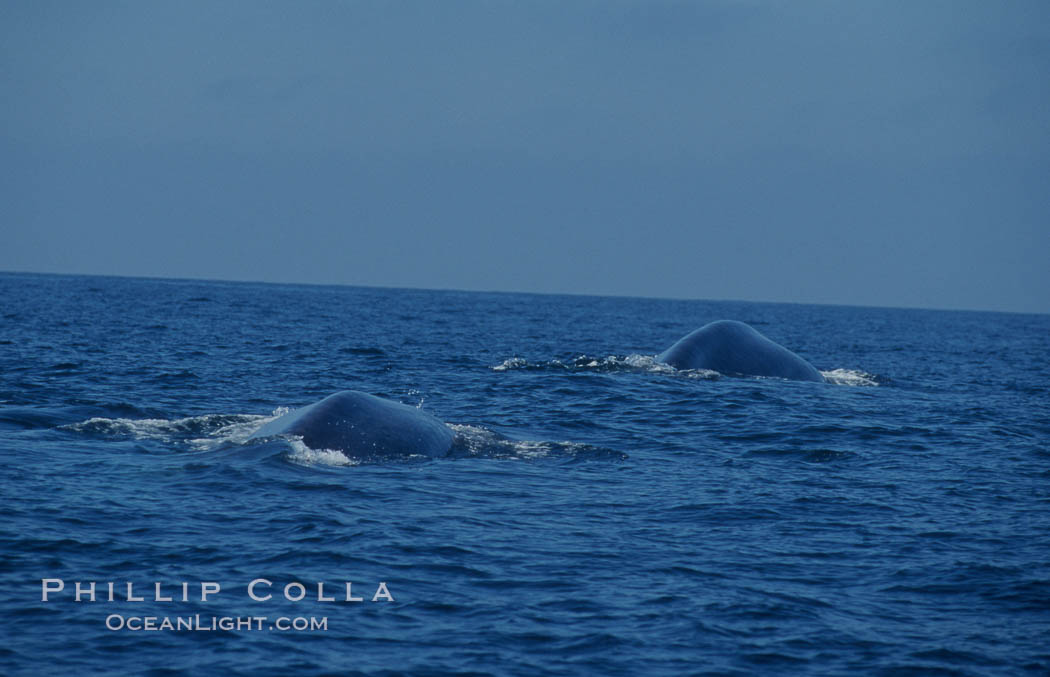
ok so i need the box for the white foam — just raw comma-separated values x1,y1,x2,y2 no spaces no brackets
598,354,672,372
448,423,595,461
506,440,555,459
491,353,682,374
491,357,528,371
614,354,725,379
65,416,177,438
448,423,532,458
63,410,281,451
447,423,505,455
284,437,360,467
822,368,879,387
188,415,272,451
621,354,663,369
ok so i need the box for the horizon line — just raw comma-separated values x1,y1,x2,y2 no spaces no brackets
1,267,1045,318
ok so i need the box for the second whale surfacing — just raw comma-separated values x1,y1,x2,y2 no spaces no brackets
249,390,454,459
657,320,825,383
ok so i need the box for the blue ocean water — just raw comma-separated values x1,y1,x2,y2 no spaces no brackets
1,271,1048,676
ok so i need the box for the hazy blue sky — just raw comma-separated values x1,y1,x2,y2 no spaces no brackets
2,1,1048,313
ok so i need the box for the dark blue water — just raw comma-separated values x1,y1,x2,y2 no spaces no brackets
2,272,1048,675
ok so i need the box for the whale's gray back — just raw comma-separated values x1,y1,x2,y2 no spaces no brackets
657,320,824,382
250,390,454,459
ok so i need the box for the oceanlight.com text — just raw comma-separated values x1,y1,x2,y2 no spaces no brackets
104,614,329,632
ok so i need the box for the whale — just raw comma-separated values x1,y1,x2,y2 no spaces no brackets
249,390,454,459
656,320,824,382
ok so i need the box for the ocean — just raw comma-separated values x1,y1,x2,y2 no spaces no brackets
1,271,1048,675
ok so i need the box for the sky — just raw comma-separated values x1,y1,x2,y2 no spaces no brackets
2,1,1048,314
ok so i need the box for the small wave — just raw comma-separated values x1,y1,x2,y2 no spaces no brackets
338,346,386,356
491,354,715,378
448,424,626,462
46,362,81,371
494,355,878,385
822,369,880,387
743,447,860,463
150,370,199,383
62,413,269,450
492,357,529,372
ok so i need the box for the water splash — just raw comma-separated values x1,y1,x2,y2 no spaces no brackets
821,369,880,387
284,437,362,467
491,353,703,376
448,424,626,462
63,413,267,446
